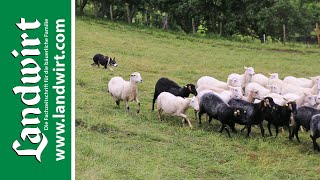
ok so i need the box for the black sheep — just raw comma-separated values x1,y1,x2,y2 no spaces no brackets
228,97,275,138
152,77,198,111
265,101,297,139
292,106,320,142
310,114,320,151
92,53,118,69
198,92,246,137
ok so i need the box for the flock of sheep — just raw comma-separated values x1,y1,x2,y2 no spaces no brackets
106,66,320,152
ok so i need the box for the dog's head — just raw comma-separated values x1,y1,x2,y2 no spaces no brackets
108,57,118,67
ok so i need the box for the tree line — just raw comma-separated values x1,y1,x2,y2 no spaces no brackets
76,0,320,43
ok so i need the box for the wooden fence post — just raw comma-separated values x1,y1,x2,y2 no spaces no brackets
219,22,222,35
316,22,320,46
110,4,113,21
283,24,286,43
192,18,196,34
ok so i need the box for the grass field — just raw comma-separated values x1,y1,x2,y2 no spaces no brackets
76,17,320,179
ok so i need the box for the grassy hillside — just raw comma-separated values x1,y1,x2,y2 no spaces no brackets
76,17,320,179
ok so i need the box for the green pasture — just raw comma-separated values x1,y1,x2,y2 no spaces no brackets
76,17,320,179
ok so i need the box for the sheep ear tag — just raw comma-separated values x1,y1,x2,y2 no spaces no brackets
233,110,238,117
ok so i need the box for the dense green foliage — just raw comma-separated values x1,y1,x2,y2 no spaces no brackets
76,17,320,179
76,0,320,41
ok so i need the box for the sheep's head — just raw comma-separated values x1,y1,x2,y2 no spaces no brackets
185,84,198,96
244,66,255,75
188,96,199,111
229,86,243,99
233,108,247,121
252,90,261,100
305,94,317,106
263,97,275,108
267,85,281,94
269,73,279,80
130,72,142,83
228,77,242,87
285,102,297,115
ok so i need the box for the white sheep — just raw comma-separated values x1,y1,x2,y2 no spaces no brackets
251,73,269,87
285,93,316,107
230,87,259,102
228,66,255,88
197,76,229,90
268,79,320,96
283,76,313,88
196,84,225,94
197,89,232,103
226,76,242,87
269,73,279,80
157,92,199,128
245,82,274,98
107,72,142,113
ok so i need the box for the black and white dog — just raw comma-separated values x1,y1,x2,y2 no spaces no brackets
92,53,118,71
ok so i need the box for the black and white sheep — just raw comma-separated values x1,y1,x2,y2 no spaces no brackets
108,72,142,113
292,106,320,142
198,92,247,137
310,114,320,151
228,97,275,138
152,77,198,111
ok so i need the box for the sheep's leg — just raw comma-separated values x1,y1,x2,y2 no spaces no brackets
135,98,140,114
198,112,203,126
310,135,320,151
179,113,193,128
259,123,265,138
218,125,224,133
225,126,231,138
116,100,120,106
246,125,252,137
294,125,301,142
157,109,162,121
109,67,114,71
275,126,279,138
288,126,293,140
194,110,197,120
219,124,231,137
267,123,273,137
300,126,305,132
125,100,130,112
230,123,237,133
240,125,247,132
